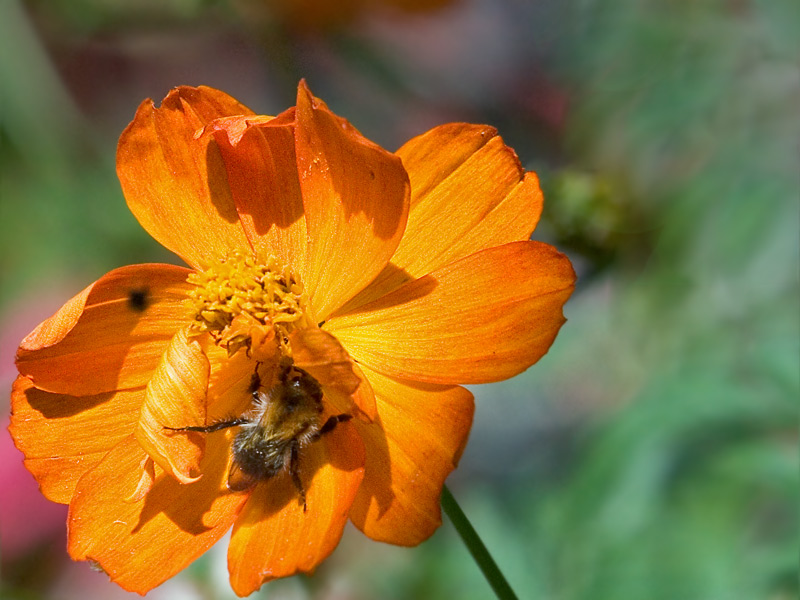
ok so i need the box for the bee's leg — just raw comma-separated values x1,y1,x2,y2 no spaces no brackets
289,440,307,512
163,418,249,433
317,414,353,437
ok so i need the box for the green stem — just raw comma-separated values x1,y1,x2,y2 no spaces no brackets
441,485,519,600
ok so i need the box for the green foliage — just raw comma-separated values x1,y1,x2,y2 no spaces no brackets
373,1,799,599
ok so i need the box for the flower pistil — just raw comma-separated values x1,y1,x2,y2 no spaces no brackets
186,250,311,357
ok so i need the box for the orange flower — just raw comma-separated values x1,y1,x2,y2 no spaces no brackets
10,82,575,595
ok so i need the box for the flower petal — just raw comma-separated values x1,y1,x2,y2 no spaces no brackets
117,86,254,268
289,327,376,419
135,328,210,484
294,81,410,321
348,362,378,422
335,124,543,312
289,328,360,394
397,123,543,272
349,365,473,545
205,340,262,409
205,111,308,273
327,241,576,384
127,457,157,503
8,376,144,504
227,418,364,595
67,434,248,595
16,264,193,396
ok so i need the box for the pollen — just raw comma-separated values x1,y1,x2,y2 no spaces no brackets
186,250,310,356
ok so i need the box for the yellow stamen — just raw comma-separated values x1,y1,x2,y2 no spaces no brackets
186,250,310,356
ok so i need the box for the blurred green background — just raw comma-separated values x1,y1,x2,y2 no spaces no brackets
1,0,797,598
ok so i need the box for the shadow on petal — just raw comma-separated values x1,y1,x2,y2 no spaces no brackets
26,388,115,418
205,138,242,225
350,414,394,518
133,436,240,535
333,270,439,318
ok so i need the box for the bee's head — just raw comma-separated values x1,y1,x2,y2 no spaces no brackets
275,368,323,408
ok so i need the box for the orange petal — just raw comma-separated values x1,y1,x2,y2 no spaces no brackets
289,327,360,392
327,241,576,384
397,123,543,271
16,263,193,396
205,341,266,419
319,364,377,424
294,81,410,321
135,328,210,484
117,86,254,268
8,376,144,504
126,457,157,503
227,418,364,595
68,434,248,595
349,365,474,545
348,361,378,422
336,124,543,312
290,327,377,420
205,111,308,273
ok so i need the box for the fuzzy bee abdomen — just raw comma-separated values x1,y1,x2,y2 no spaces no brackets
232,428,291,480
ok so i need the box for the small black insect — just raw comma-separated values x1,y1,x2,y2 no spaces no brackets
127,287,150,312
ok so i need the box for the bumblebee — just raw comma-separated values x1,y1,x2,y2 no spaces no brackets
166,364,351,510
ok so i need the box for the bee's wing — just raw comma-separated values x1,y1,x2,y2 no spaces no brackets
227,459,258,492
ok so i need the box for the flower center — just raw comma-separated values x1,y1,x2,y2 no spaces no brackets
186,250,310,356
